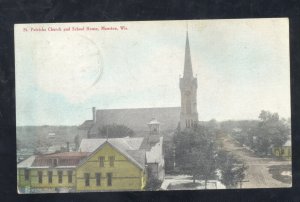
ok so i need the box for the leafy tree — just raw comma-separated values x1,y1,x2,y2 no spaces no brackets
96,124,135,138
254,111,290,155
175,125,217,188
217,151,248,188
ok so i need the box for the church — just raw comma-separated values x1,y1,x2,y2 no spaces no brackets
79,31,199,138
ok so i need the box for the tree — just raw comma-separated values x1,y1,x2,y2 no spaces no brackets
175,125,217,188
255,111,290,155
217,151,247,188
96,124,135,138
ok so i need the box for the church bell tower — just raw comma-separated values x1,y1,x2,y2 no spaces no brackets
179,31,198,129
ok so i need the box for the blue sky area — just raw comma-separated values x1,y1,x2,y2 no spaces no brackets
15,19,290,126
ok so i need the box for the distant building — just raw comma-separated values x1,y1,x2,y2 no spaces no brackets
272,139,291,160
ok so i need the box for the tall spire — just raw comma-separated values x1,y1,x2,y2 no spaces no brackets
183,31,193,79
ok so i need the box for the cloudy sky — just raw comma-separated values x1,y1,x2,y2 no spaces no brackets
15,18,290,126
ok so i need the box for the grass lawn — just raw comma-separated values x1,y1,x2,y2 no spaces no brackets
268,164,292,184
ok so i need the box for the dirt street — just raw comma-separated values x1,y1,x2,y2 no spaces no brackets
221,134,291,188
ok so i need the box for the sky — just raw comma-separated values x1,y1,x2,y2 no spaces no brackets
15,18,290,126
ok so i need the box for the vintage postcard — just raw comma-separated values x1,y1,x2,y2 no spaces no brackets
15,19,291,193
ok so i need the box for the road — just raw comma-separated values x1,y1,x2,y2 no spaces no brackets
221,134,291,188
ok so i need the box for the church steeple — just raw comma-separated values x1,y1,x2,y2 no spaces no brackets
179,29,198,129
183,31,193,79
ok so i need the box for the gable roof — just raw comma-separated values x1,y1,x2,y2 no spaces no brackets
78,138,146,170
17,155,36,168
79,138,144,152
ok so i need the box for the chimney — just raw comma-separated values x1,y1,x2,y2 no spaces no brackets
92,107,96,123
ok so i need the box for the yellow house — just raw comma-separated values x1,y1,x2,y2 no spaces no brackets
272,140,291,160
17,152,89,193
76,140,147,191
17,138,147,193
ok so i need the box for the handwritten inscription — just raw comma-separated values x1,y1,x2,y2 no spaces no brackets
23,25,128,32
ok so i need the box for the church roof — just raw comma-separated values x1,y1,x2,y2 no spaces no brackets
89,107,180,134
78,120,94,129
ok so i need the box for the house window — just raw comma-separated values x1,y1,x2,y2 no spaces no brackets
68,170,72,183
48,171,53,184
24,169,30,181
107,173,112,186
109,156,115,167
84,173,90,186
96,173,101,186
58,171,63,183
38,171,43,184
99,156,105,167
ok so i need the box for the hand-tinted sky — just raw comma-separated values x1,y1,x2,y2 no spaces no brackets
15,18,290,126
